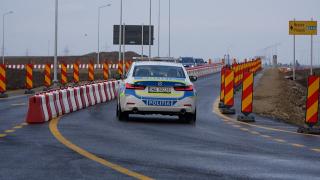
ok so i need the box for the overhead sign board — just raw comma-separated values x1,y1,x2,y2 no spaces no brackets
113,25,154,45
289,21,317,35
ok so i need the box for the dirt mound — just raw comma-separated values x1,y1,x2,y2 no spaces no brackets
253,68,306,126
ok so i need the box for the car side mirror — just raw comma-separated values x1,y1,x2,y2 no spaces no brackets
189,76,197,82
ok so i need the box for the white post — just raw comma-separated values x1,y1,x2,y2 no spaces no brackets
118,0,123,64
168,0,171,58
2,14,4,64
293,34,296,80
123,23,126,74
141,24,144,60
54,0,58,84
149,0,152,60
157,0,160,57
2,11,13,65
98,7,100,65
98,4,111,65
311,34,313,75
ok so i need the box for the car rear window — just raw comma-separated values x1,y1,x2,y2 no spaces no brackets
181,58,194,63
133,65,186,78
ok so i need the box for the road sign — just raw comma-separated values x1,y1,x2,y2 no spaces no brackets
113,25,154,45
289,21,317,35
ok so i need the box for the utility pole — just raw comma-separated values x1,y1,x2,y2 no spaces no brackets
149,0,152,60
2,11,13,64
53,0,58,84
97,3,111,65
118,0,123,64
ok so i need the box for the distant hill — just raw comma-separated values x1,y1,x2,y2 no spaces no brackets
4,51,144,64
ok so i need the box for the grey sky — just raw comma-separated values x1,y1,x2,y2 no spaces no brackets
1,0,320,64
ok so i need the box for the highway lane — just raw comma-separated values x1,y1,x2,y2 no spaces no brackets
1,73,320,179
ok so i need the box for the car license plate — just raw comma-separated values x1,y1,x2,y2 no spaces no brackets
148,86,171,93
146,100,173,106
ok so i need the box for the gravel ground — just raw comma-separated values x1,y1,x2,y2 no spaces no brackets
253,68,307,126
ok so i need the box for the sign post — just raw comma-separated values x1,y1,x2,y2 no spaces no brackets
289,20,317,78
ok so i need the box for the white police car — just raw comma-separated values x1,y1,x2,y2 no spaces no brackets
116,61,197,123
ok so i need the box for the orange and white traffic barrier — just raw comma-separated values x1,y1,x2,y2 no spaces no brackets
44,64,51,89
237,71,255,122
0,64,8,98
73,63,80,83
220,68,235,114
61,63,68,85
103,62,109,80
25,64,34,94
88,62,94,81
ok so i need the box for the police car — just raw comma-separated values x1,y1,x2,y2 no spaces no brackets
116,61,197,123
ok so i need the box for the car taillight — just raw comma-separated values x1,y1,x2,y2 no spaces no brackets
125,83,145,90
174,85,193,91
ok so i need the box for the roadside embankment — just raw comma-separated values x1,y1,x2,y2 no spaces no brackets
253,68,306,126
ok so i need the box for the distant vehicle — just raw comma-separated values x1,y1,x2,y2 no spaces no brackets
117,61,197,123
179,57,196,68
194,58,205,66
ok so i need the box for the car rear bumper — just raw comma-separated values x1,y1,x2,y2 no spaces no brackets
120,95,196,114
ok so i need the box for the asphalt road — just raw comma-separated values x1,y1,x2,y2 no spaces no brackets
1,73,320,180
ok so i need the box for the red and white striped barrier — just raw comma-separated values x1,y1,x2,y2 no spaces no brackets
186,63,223,77
25,80,120,123
6,63,119,70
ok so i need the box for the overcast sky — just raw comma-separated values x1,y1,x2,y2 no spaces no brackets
1,0,320,64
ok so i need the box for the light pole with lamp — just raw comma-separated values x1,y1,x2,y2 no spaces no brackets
2,11,14,64
97,3,111,65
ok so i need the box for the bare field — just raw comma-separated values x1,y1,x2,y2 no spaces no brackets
253,68,307,126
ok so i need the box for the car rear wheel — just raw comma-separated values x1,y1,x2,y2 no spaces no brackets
179,110,196,124
117,104,129,121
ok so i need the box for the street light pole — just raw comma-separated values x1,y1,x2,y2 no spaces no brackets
168,0,171,58
97,4,111,65
148,0,152,60
53,0,58,84
2,11,13,65
157,0,160,57
118,0,123,64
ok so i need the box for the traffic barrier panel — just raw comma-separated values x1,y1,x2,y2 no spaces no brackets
297,75,320,134
99,83,107,103
80,85,90,108
305,76,319,126
0,64,8,98
103,62,109,80
44,64,51,88
93,84,102,104
219,67,225,108
67,88,77,112
86,84,96,106
88,62,94,81
52,90,63,116
237,71,255,122
73,63,80,83
104,81,112,101
25,64,34,94
118,61,123,75
59,89,70,114
61,63,68,85
221,68,235,114
74,87,83,110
